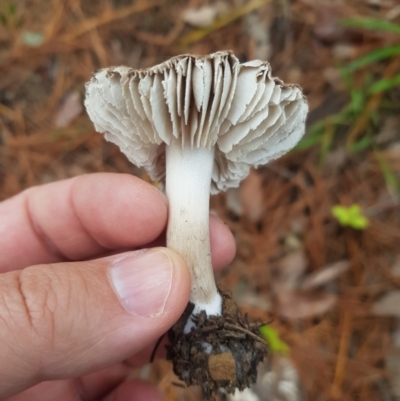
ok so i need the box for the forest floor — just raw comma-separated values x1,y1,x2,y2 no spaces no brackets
1,0,400,400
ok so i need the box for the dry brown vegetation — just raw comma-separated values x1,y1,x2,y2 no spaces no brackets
1,0,400,400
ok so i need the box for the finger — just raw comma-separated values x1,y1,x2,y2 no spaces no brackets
209,214,236,270
5,380,78,401
102,380,164,401
0,248,190,399
124,336,169,369
0,173,168,272
75,364,130,401
7,365,132,401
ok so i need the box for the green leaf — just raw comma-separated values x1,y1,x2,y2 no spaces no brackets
340,17,400,35
332,205,350,225
341,45,400,75
351,215,369,230
0,1,18,26
0,13,7,26
331,204,369,229
8,2,17,16
348,204,361,215
259,326,289,355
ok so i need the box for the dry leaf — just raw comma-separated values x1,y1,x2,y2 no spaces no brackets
277,292,337,319
325,147,347,171
226,187,243,216
243,10,272,60
387,5,400,20
275,251,308,293
391,255,400,277
300,260,349,290
21,31,44,47
240,169,264,222
322,67,345,91
283,234,302,253
332,44,358,60
54,91,82,128
237,291,271,311
182,3,228,27
312,5,349,44
256,356,303,401
372,291,400,317
230,388,260,401
384,143,400,162
377,116,400,144
386,348,400,397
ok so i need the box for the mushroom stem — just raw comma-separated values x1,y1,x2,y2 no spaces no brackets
166,139,222,317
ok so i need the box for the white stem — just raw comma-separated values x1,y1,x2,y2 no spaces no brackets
166,139,222,317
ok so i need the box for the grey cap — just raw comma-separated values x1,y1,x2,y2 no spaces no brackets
85,51,308,194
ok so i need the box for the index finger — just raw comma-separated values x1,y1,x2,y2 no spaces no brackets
0,173,168,272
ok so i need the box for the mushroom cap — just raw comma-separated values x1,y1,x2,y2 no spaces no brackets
85,51,308,194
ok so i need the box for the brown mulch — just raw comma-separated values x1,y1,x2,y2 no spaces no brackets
1,1,400,400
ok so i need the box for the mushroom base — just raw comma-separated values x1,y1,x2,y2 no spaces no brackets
166,290,268,400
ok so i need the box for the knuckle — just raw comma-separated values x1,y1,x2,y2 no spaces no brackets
19,266,59,341
0,265,72,349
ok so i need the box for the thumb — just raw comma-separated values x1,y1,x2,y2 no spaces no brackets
0,248,190,399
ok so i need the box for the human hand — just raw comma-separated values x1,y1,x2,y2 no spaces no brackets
0,173,236,401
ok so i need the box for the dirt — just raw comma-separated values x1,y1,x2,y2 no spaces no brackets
166,290,268,400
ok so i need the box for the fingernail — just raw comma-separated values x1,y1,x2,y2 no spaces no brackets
109,249,173,317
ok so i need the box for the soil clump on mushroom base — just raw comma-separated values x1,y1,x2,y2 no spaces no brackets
167,290,268,400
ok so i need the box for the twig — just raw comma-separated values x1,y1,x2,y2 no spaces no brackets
150,334,166,363
330,310,352,399
63,0,164,41
224,323,268,347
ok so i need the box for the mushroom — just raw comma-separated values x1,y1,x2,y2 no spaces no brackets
85,51,308,398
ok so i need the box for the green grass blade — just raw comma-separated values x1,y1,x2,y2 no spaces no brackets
350,135,373,153
340,17,400,35
319,126,334,164
368,74,400,94
295,106,352,151
295,134,321,150
341,45,400,75
374,150,400,196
